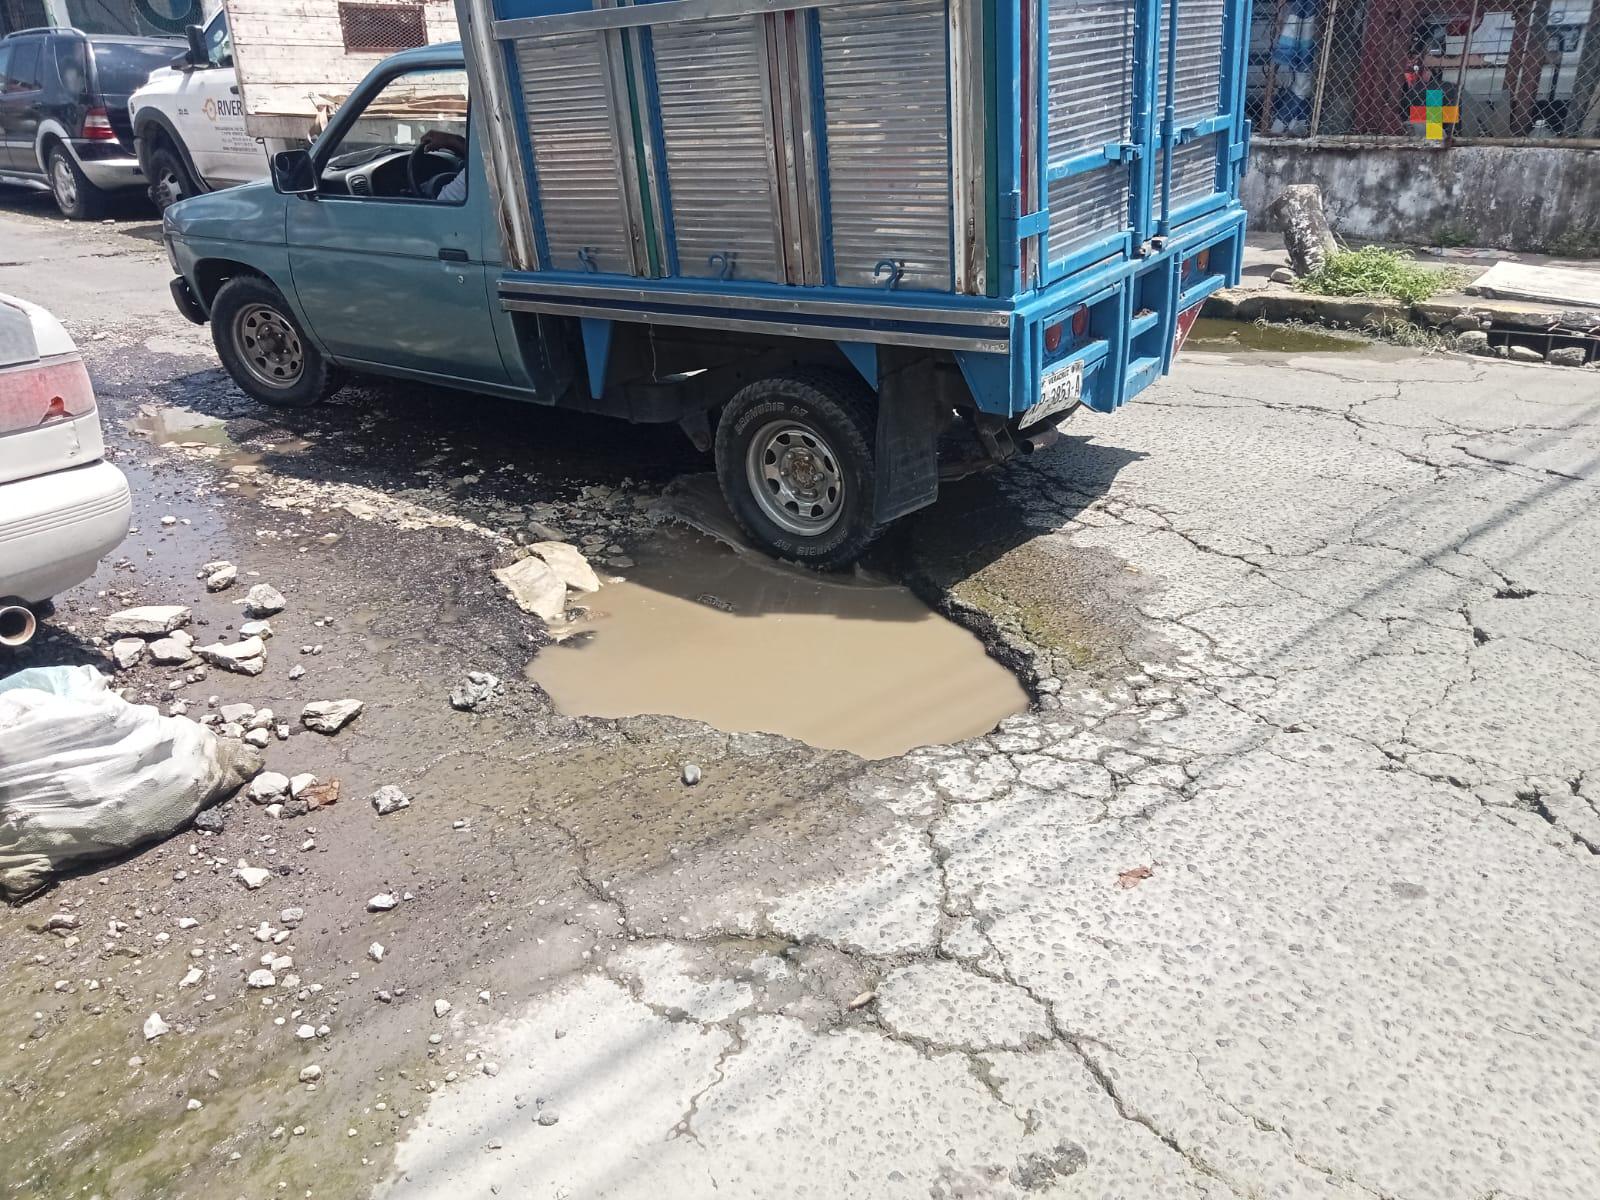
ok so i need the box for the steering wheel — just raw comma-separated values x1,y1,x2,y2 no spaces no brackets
406,141,461,199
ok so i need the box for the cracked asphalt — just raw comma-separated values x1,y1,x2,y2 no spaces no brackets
4,192,1600,1200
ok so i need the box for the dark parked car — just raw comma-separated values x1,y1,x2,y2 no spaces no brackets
0,28,179,218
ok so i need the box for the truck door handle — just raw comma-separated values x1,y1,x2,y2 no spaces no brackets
438,248,469,262
230,84,239,94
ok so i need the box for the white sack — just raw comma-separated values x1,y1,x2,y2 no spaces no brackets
0,665,261,899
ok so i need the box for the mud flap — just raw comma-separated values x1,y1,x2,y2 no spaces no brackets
873,386,941,524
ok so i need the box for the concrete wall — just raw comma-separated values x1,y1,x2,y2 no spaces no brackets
1242,141,1600,255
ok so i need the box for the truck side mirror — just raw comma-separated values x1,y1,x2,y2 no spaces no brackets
270,149,317,197
184,24,208,67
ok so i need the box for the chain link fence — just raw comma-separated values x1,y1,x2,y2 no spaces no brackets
1250,0,1600,141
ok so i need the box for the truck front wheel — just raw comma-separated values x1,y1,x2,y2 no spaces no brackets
210,275,342,408
714,371,881,570
148,144,201,213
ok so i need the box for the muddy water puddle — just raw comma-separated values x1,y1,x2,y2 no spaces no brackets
130,406,312,470
527,527,1028,759
1188,317,1366,354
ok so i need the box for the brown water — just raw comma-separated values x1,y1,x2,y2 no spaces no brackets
526,528,1029,760
1188,318,1366,354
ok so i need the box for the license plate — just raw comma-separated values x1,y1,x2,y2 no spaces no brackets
1018,361,1082,428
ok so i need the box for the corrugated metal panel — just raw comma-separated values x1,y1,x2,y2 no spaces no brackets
1166,133,1221,209
818,0,952,292
1046,0,1134,161
514,32,635,275
1158,0,1226,125
652,17,784,282
1047,169,1128,264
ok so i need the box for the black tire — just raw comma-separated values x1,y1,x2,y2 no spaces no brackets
714,370,881,570
210,274,341,408
147,142,202,213
47,145,107,220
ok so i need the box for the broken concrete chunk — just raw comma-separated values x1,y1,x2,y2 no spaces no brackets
368,893,397,912
247,772,290,805
449,671,502,713
244,583,287,617
219,703,255,724
197,636,266,676
247,969,276,989
289,773,316,799
302,699,363,735
204,562,238,592
111,638,146,670
239,619,274,639
105,606,191,637
532,541,602,593
1547,346,1588,367
148,636,195,665
494,556,567,622
143,1012,170,1040
233,863,271,890
370,785,411,816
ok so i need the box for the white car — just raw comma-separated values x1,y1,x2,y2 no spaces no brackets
0,294,131,647
129,9,268,212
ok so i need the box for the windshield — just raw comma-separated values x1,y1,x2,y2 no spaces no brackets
90,41,180,95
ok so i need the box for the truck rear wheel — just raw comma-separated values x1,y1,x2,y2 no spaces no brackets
714,371,880,570
210,275,342,408
148,144,200,213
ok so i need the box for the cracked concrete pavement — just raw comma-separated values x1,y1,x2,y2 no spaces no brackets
3,193,1599,1200
382,350,1600,1200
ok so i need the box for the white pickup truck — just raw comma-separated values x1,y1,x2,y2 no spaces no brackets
128,8,264,210
130,0,460,212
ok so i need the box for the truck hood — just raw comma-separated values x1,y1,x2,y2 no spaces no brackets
167,179,286,245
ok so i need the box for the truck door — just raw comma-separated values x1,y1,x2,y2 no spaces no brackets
284,62,508,385
173,11,261,187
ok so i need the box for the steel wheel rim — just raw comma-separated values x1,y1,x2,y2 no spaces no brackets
233,303,305,390
745,419,845,536
51,158,77,209
153,167,185,210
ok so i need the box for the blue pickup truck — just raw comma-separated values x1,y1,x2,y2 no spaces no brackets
165,0,1250,567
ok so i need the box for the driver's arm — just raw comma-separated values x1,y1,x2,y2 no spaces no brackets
419,129,467,157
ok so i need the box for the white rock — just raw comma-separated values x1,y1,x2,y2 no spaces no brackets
270,955,293,972
531,541,602,593
370,785,410,816
295,1024,316,1040
247,772,290,805
478,990,491,1004
240,619,274,639
197,636,265,675
243,729,272,749
244,583,287,616
302,699,364,734
368,893,397,912
368,942,385,962
219,702,255,724
110,638,146,670
494,556,567,622
233,864,271,890
106,606,191,637
280,907,304,925
179,967,203,988
288,665,306,680
247,708,274,730
434,999,452,1017
248,969,276,989
187,1098,203,1111
299,1064,323,1083
178,917,199,930
289,774,316,798
148,636,194,665
143,1013,170,1040
205,563,238,591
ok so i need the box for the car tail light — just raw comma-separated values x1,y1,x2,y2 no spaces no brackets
1070,306,1090,339
81,107,117,141
1044,322,1064,354
0,354,97,434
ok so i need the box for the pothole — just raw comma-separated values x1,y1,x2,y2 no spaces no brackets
525,525,1029,759
1187,318,1366,355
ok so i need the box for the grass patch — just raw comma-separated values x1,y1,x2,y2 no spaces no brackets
1297,246,1464,304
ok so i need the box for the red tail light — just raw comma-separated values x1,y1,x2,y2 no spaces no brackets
0,354,97,434
81,107,117,141
1195,248,1211,273
1071,306,1090,338
1044,322,1064,354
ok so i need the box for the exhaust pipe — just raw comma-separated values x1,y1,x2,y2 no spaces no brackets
0,600,38,648
1019,424,1063,455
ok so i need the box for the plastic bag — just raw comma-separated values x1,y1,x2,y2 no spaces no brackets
0,665,261,900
